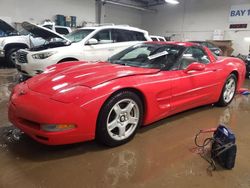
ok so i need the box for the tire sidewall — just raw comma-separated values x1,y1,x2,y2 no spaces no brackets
96,91,143,147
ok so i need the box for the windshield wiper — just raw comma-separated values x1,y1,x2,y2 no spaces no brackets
110,60,127,65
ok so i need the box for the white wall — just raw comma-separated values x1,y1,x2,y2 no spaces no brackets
0,0,95,26
142,0,250,55
102,3,143,28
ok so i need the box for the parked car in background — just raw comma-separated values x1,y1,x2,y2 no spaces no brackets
16,22,151,78
0,19,71,67
245,54,250,78
150,35,166,42
9,42,246,146
237,53,250,78
189,41,223,56
41,21,71,35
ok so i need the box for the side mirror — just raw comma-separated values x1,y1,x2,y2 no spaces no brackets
184,62,205,73
86,38,98,45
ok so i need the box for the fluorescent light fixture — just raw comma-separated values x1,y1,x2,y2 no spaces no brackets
165,0,180,5
244,37,250,42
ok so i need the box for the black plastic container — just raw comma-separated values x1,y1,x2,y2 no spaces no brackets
211,125,237,169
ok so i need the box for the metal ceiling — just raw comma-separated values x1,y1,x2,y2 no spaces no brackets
101,0,167,8
133,0,167,7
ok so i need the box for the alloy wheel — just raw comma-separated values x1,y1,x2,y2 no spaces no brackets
107,99,139,141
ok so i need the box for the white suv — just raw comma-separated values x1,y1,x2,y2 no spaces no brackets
0,20,71,67
150,35,166,42
16,22,151,77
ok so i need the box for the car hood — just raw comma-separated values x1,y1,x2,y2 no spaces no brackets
27,62,160,96
0,19,17,35
22,22,70,42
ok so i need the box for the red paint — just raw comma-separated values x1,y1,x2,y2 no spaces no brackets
8,42,246,145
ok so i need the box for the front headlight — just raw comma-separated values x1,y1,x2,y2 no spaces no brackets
41,124,76,132
32,51,57,59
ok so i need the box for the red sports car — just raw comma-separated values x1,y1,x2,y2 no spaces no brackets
8,42,246,146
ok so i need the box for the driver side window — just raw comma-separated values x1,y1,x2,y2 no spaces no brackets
179,47,210,69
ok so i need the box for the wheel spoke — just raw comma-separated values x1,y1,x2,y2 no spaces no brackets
128,116,138,125
124,102,135,113
228,80,233,87
113,104,122,115
108,119,118,130
119,125,126,137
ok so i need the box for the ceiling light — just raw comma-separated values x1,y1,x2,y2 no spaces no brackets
164,0,180,5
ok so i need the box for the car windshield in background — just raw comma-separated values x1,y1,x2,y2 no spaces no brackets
65,29,94,42
109,43,185,70
206,42,216,48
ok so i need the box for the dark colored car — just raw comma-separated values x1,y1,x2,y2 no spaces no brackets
236,54,250,78
190,41,223,56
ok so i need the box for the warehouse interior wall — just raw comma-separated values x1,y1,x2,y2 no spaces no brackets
142,0,250,55
1,0,250,55
101,3,143,28
0,0,95,26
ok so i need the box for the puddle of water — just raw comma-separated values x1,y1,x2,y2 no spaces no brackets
0,68,18,102
0,125,24,150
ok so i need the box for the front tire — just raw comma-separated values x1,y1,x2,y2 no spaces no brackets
96,91,143,147
216,74,237,107
6,48,19,67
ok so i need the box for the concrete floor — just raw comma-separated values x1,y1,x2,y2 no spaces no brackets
0,68,250,188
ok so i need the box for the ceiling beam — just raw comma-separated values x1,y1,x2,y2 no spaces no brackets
101,0,156,12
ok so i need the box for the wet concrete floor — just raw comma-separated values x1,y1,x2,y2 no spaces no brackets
0,69,250,188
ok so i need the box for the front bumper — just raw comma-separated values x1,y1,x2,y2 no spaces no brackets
16,50,58,77
8,84,95,145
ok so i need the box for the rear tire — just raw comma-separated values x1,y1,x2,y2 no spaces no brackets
216,74,237,107
96,91,143,147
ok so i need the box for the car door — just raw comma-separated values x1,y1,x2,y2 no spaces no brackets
170,46,220,114
83,29,114,61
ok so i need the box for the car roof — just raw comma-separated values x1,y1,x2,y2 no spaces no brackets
145,41,199,47
77,25,148,34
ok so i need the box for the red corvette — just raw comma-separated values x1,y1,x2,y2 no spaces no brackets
9,42,246,146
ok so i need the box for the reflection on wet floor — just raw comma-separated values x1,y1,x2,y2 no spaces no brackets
0,69,250,188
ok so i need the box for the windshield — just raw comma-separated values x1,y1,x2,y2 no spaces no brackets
109,43,185,70
206,42,216,48
65,29,94,42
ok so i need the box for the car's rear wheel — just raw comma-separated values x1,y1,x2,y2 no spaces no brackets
216,74,237,107
96,91,143,147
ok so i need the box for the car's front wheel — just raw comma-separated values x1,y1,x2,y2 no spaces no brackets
96,91,143,147
6,48,19,67
216,74,237,107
